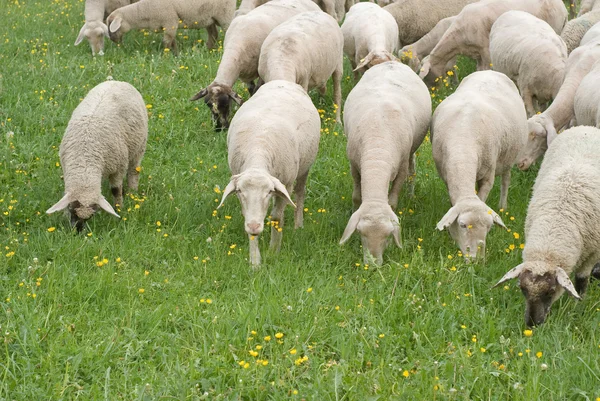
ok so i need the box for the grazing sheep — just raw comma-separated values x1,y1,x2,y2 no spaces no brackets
579,0,600,16
46,80,148,232
340,62,431,265
400,17,455,73
314,0,346,22
574,59,600,126
217,80,320,266
190,0,321,131
580,21,600,45
75,0,138,56
258,11,343,123
561,10,600,53
106,0,236,51
495,126,600,326
433,71,527,260
419,0,568,84
490,11,567,117
383,0,478,48
341,3,399,76
517,39,600,170
235,0,270,17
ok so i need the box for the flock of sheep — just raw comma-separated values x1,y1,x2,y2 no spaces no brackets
49,0,600,327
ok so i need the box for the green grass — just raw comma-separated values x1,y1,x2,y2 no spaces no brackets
1,0,599,399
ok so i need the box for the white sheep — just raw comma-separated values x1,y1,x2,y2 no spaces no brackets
419,0,568,84
490,11,567,117
106,0,235,51
574,59,600,126
258,11,343,123
561,9,600,53
46,80,148,231
433,71,527,260
234,0,270,17
399,17,455,73
383,0,478,48
340,61,431,265
190,0,321,131
75,0,138,56
580,21,600,45
517,39,600,170
579,0,600,16
217,80,320,266
341,3,399,76
495,126,600,326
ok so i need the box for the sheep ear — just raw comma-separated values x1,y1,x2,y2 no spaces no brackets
217,177,238,209
271,177,295,208
545,121,558,147
389,210,402,248
109,17,122,33
436,205,459,231
190,88,208,101
418,56,431,79
75,26,87,46
354,53,375,71
492,263,525,288
228,92,244,106
491,209,507,229
46,194,71,214
556,267,581,300
340,210,361,245
98,196,120,218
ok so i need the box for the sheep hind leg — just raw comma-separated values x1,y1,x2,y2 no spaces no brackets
293,172,308,229
109,174,125,207
162,26,178,53
407,153,416,198
592,263,600,280
333,64,343,124
499,170,511,211
575,253,600,296
269,195,287,253
351,164,361,210
127,158,142,192
206,24,218,50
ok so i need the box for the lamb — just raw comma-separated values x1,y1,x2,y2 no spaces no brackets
339,61,431,265
561,9,600,53
341,3,399,76
432,71,527,260
574,60,600,126
75,0,138,56
489,11,567,117
190,0,321,131
580,21,600,45
46,80,148,232
517,39,600,170
494,126,600,326
419,0,568,84
258,11,344,123
217,80,320,266
235,0,270,17
383,0,478,48
578,0,600,16
399,16,455,73
106,0,236,52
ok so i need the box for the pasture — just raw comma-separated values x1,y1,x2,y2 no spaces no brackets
1,0,599,399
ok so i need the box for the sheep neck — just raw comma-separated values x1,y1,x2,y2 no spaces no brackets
214,46,246,87
543,68,579,131
84,0,106,21
442,150,479,205
523,217,582,273
359,158,394,203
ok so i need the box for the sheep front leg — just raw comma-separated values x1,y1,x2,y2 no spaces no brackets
333,64,343,124
162,24,178,52
476,174,494,203
269,195,286,253
127,161,142,192
407,153,416,197
249,234,261,266
109,173,125,207
575,252,600,296
293,173,308,229
522,89,536,118
388,161,409,210
206,24,218,50
499,170,511,211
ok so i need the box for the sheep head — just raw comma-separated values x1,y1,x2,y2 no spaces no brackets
436,198,505,261
106,12,130,44
190,83,243,131
75,21,109,56
354,51,397,72
517,115,556,170
46,193,120,232
339,202,401,265
494,262,581,326
218,170,295,236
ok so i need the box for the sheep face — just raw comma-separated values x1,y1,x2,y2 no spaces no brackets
68,201,99,232
494,262,581,326
340,203,401,265
190,84,243,131
437,199,506,261
75,22,109,56
518,117,554,170
106,14,130,44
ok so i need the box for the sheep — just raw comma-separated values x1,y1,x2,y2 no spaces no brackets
46,80,148,232
432,71,527,260
383,0,478,48
75,0,138,56
235,0,346,21
341,2,399,77
235,0,270,17
258,11,344,123
106,0,236,52
190,0,321,131
339,61,431,265
217,80,320,266
580,21,600,45
574,59,600,126
419,0,568,84
494,126,600,326
489,11,567,117
517,39,600,170
399,16,455,73
578,0,600,16
561,10,600,53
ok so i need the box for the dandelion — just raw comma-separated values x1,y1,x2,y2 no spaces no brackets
264,336,271,341
47,227,56,232
379,333,385,338
144,270,150,276
275,332,284,339
290,348,297,355
402,370,409,378
138,288,145,294
480,347,486,353
536,351,543,358
206,299,212,304
146,104,153,109
523,329,533,337
513,232,520,239
307,287,313,293
249,350,258,357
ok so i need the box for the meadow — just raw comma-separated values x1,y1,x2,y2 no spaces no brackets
1,0,600,399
